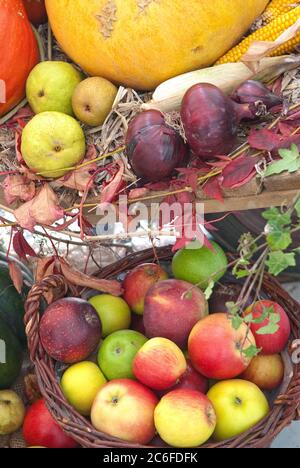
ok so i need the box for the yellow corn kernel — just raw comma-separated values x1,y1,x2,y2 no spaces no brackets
263,0,299,23
216,6,300,64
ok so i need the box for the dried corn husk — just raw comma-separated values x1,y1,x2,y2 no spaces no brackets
143,55,300,113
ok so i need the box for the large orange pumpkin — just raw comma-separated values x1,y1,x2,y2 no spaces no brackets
45,0,269,90
0,0,39,117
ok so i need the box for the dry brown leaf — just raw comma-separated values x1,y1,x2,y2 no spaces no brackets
2,175,36,205
8,261,23,293
35,256,56,282
59,258,123,296
14,184,64,232
56,145,98,192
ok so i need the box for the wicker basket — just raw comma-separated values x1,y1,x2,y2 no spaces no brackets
24,246,300,449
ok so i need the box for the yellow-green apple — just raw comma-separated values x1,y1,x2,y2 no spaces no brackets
133,337,186,391
241,354,284,391
143,279,208,348
244,300,291,354
159,359,208,397
207,379,269,441
61,361,107,416
98,330,148,380
188,313,256,380
91,379,158,444
123,263,168,315
154,389,216,448
88,294,131,337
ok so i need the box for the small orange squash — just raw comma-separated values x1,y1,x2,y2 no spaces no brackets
0,0,39,117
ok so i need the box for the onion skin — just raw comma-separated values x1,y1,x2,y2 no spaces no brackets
181,83,262,160
126,110,188,182
232,80,283,109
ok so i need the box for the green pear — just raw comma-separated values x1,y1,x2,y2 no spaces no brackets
21,111,86,179
26,61,83,116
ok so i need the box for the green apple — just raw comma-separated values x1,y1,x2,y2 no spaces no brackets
88,294,131,338
98,330,148,380
26,61,83,116
0,390,25,436
61,361,107,416
72,77,118,126
207,379,269,441
21,111,86,178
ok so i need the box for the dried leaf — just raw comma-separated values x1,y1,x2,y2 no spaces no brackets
100,161,125,204
35,256,56,282
59,258,123,296
2,175,36,205
56,145,98,192
14,184,64,232
128,188,149,199
13,231,37,262
8,261,23,293
24,374,42,404
242,19,300,71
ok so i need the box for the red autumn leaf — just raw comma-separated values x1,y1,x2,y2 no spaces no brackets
145,181,170,191
221,154,259,189
248,129,282,152
203,177,224,202
57,145,98,192
14,184,64,232
100,161,125,204
2,175,35,205
278,122,295,136
8,261,23,294
176,168,199,193
58,258,123,296
286,109,300,121
128,188,149,199
13,231,37,261
78,216,94,236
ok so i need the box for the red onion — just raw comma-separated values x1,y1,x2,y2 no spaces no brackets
126,110,188,182
232,80,283,110
181,83,264,160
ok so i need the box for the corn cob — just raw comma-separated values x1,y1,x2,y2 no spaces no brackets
216,6,300,64
262,0,299,23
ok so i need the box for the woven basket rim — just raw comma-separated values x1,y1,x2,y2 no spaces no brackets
24,246,300,449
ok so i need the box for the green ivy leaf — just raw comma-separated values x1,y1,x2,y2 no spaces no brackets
266,251,296,276
204,281,215,300
262,207,291,227
242,345,261,359
256,322,280,335
231,315,244,330
226,302,240,315
267,231,292,251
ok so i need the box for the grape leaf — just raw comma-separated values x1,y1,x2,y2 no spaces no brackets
266,251,296,276
264,144,300,177
267,231,292,251
231,315,244,330
262,207,291,227
204,281,215,300
256,322,280,335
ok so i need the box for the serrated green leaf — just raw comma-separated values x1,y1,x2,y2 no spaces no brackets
262,207,291,227
242,345,261,359
265,145,300,177
267,231,292,251
269,313,281,324
266,251,296,276
226,302,240,315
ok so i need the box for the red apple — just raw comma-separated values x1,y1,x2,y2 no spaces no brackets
188,313,256,380
133,337,187,390
159,359,208,397
244,300,291,354
91,379,158,444
39,298,101,363
123,263,168,315
241,353,284,390
23,399,78,448
143,279,208,348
